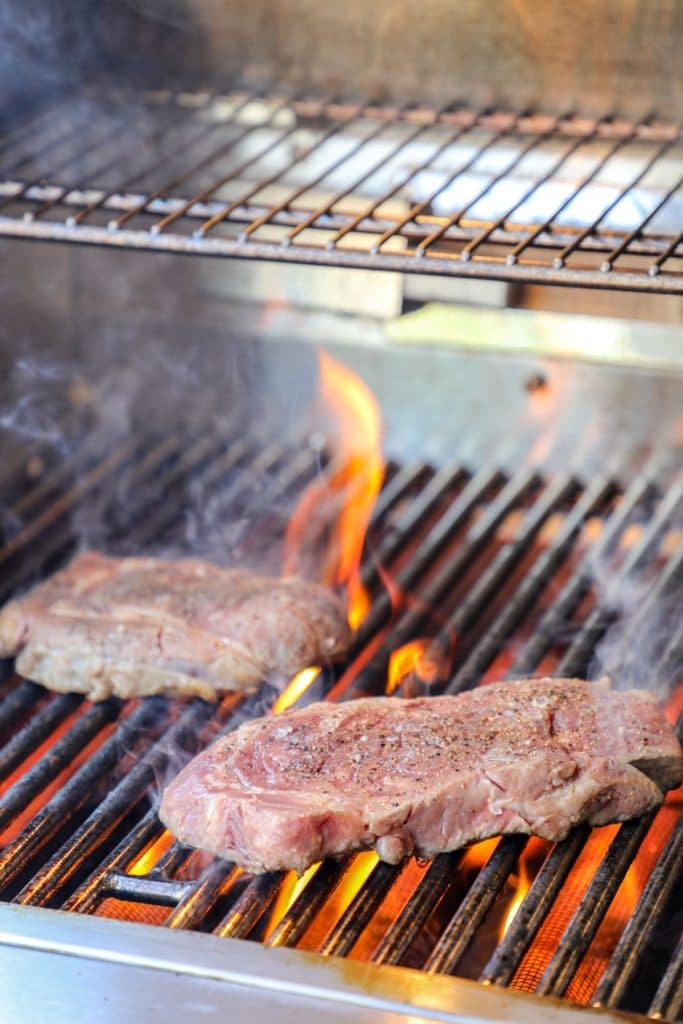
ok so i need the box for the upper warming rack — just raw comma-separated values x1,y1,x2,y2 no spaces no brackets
2,85,683,292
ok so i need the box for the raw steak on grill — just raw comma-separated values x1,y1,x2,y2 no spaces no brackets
160,677,682,873
0,552,351,701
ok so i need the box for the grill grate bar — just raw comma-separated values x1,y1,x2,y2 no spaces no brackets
14,698,214,906
110,89,274,231
448,470,615,693
377,114,529,254
510,461,658,676
360,462,465,596
0,681,42,739
327,109,481,249
425,836,528,974
266,858,351,948
535,814,656,998
363,460,430,529
592,819,683,1008
348,463,525,692
318,859,404,957
164,859,239,930
558,475,683,679
195,95,368,238
64,808,163,913
0,700,120,834
152,112,302,237
372,853,461,966
602,167,683,273
0,698,164,894
414,113,569,256
67,90,225,226
441,471,579,693
0,693,81,784
459,125,593,261
0,100,92,179
553,137,677,269
507,126,640,263
213,870,285,939
239,104,395,241
649,922,683,1020
284,111,439,245
480,826,591,986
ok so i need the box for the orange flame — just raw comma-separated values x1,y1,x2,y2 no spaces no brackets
128,831,174,876
498,839,546,939
284,350,384,629
265,862,320,941
386,639,446,694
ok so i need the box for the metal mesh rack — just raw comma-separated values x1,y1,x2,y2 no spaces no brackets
2,85,683,291
0,387,683,1020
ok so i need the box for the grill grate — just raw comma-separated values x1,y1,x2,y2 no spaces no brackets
1,86,683,291
0,412,682,1020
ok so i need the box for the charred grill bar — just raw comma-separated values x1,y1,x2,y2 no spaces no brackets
0,400,681,1021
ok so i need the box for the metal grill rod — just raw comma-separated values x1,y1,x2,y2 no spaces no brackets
374,111,534,254
15,698,214,906
0,698,165,893
447,470,615,694
0,700,120,834
592,819,683,1008
649,920,683,1020
468,469,683,991
510,461,659,676
424,837,528,974
345,461,500,659
110,88,281,231
460,127,596,262
372,853,461,966
553,137,677,268
66,89,230,226
535,815,656,999
506,124,643,263
239,103,396,241
480,826,590,986
558,474,683,679
326,109,481,249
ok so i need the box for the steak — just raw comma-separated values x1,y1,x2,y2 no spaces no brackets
160,678,683,874
0,552,351,701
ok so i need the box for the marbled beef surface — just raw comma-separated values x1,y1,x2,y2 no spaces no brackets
0,552,351,701
160,678,682,873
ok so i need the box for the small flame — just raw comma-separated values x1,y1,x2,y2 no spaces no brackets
264,862,320,940
272,666,321,715
386,639,445,694
499,851,533,939
284,350,384,629
128,831,174,876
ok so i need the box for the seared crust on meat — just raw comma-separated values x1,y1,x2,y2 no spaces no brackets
0,552,351,701
160,677,683,873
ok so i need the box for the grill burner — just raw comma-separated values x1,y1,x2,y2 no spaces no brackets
0,363,682,1023
2,87,683,292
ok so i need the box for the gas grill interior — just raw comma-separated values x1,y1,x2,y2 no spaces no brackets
0,343,682,1021
3,2,683,1021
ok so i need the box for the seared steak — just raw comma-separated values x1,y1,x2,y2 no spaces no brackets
160,678,683,873
0,552,351,701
